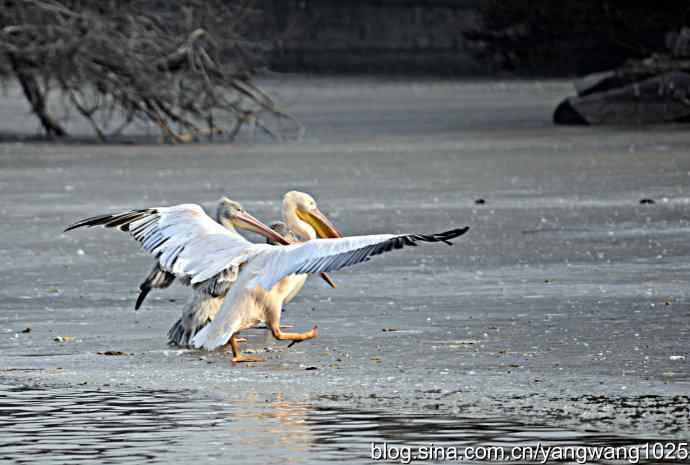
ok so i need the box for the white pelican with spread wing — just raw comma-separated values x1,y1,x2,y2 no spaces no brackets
65,193,468,363
128,196,335,347
134,197,256,346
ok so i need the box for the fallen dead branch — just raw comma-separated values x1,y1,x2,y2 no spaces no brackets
0,0,302,142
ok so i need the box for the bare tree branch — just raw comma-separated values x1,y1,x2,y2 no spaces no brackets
0,0,296,142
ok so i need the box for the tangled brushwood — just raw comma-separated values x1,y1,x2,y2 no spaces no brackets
0,0,301,142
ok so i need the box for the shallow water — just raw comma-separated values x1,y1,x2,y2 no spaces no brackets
0,384,669,464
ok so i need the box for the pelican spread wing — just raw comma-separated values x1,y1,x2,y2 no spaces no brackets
65,204,270,292
256,228,469,291
192,227,469,350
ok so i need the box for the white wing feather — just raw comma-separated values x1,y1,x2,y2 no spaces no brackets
65,203,271,287
255,228,468,291
256,235,394,290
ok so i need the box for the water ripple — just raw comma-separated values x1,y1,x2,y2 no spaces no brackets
0,384,670,464
0,384,226,464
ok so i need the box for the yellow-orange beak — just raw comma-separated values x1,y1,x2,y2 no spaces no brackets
232,211,290,246
296,208,343,239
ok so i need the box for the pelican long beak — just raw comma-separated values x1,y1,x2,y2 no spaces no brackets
233,211,290,246
296,208,343,239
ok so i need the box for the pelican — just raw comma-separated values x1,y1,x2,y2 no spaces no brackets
255,192,343,326
164,198,247,347
65,198,287,348
169,219,330,347
134,197,244,312
174,192,343,352
165,192,341,349
131,198,334,347
65,193,469,363
160,198,300,347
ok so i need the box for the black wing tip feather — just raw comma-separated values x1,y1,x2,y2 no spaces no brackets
439,226,469,244
411,227,469,245
440,226,469,238
134,287,150,311
134,266,176,310
64,208,155,233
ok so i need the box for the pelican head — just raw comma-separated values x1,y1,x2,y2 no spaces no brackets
282,191,342,241
266,221,298,245
215,197,244,230
216,197,288,244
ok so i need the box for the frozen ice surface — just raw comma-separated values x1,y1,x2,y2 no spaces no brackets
0,77,689,463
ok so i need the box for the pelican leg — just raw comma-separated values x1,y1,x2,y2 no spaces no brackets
221,336,247,351
229,333,264,363
269,323,318,346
